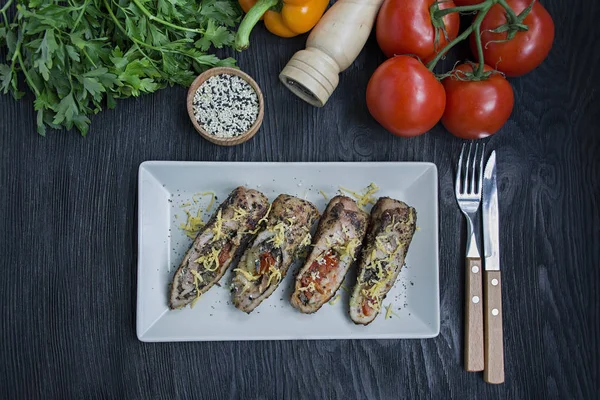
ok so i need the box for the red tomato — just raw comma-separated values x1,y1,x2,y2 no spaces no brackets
376,0,460,64
470,0,554,77
367,56,446,137
441,63,514,139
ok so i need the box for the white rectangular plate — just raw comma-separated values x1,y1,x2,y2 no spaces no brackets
137,162,439,341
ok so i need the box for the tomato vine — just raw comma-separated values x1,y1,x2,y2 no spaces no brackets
426,0,536,77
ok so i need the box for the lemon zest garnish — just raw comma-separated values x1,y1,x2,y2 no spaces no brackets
234,268,261,282
329,294,341,305
319,190,329,201
179,202,192,208
339,183,380,210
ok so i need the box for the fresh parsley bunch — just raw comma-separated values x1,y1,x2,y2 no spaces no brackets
0,0,242,136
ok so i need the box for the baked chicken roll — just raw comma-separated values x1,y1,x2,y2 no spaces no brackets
349,197,417,325
232,194,319,313
169,187,269,309
291,196,369,313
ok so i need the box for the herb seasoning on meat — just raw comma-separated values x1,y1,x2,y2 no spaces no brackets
192,74,259,138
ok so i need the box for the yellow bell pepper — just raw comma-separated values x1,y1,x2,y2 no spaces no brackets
235,0,329,50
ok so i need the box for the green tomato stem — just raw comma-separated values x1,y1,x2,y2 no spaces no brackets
497,0,520,23
473,4,494,76
433,1,491,19
234,0,280,52
427,1,493,73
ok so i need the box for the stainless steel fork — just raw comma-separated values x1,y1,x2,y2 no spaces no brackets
456,142,485,372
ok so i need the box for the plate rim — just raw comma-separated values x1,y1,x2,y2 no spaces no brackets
136,161,440,341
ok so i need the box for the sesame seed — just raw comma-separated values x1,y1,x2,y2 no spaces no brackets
192,74,259,138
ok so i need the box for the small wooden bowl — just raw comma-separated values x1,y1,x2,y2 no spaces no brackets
186,67,264,146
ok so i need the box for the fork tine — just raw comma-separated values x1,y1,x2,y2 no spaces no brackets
456,143,466,195
470,143,478,194
465,142,473,193
477,143,486,194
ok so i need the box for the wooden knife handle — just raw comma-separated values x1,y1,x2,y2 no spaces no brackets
484,270,505,384
465,257,484,371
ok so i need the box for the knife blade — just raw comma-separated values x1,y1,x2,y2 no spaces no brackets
482,150,504,384
483,151,500,270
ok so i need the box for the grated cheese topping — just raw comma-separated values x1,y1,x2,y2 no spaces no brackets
337,238,361,261
246,203,272,235
298,282,318,294
300,232,312,248
192,191,216,211
265,265,282,288
329,294,341,306
190,270,203,308
234,267,261,282
339,182,380,210
211,209,225,242
267,220,287,248
194,247,221,272
179,208,205,239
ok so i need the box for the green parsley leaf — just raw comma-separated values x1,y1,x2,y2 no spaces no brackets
1,0,243,136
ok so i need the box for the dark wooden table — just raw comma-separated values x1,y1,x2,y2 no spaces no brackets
1,1,598,399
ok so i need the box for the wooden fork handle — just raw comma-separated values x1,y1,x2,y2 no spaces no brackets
465,257,484,371
484,270,505,384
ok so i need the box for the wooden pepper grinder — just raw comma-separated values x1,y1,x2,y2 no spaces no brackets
279,0,385,107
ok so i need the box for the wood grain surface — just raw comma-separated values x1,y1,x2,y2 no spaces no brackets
1,0,599,399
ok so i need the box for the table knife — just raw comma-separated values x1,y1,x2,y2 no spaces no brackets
482,151,505,384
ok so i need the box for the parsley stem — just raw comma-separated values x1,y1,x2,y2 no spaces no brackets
103,0,164,52
130,0,205,35
0,0,12,30
17,51,40,97
0,0,13,14
103,0,194,61
73,0,91,30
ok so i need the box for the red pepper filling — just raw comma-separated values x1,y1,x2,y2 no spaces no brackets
300,249,339,299
218,242,232,266
258,252,276,274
